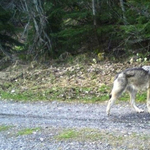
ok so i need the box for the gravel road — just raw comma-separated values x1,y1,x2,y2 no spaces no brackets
0,100,150,150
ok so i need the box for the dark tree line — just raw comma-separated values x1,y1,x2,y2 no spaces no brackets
1,0,150,60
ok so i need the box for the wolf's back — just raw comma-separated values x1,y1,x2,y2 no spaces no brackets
142,66,150,73
123,67,149,90
124,67,148,78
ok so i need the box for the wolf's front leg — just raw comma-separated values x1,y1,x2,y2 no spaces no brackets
147,88,150,113
128,89,144,113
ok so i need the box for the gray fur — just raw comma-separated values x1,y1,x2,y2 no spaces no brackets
142,66,150,73
106,67,150,115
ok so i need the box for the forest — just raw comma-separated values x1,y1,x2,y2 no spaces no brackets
1,0,150,61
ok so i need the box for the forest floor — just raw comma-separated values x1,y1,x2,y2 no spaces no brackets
0,54,150,149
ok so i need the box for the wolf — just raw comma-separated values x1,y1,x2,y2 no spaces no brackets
106,66,150,115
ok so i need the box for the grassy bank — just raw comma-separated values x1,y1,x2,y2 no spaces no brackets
0,85,110,103
0,54,148,103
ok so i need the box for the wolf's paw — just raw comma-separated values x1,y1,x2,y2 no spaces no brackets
147,108,150,113
106,110,110,116
136,108,144,113
147,104,150,113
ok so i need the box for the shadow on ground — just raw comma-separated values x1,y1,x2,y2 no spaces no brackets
110,112,150,124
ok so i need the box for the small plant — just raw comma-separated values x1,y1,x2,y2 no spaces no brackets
99,84,110,93
0,90,36,101
0,125,12,132
17,127,41,136
119,92,146,103
55,128,150,149
56,128,102,141
136,92,146,102
57,129,77,139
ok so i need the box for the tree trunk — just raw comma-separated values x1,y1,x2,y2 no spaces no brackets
92,0,96,26
120,0,127,25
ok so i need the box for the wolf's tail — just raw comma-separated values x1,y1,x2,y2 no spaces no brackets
109,94,112,99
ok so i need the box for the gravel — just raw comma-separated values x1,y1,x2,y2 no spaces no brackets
0,100,150,149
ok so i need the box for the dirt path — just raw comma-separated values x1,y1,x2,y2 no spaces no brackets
0,100,150,149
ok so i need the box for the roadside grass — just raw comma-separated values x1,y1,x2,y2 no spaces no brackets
16,127,41,136
119,92,147,103
56,128,125,142
0,85,110,102
0,90,38,101
56,129,78,139
55,128,150,149
136,92,147,102
0,84,147,103
0,125,13,132
55,128,103,141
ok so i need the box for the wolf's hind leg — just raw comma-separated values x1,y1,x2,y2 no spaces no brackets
106,88,123,115
106,95,117,115
106,73,127,115
128,87,144,113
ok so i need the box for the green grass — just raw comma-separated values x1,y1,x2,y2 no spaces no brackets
0,89,53,102
57,129,78,139
0,85,110,102
1,91,35,101
0,84,146,103
98,84,109,93
0,125,12,132
136,92,147,102
56,128,103,141
119,92,147,102
55,128,150,149
119,93,130,101
17,127,41,136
